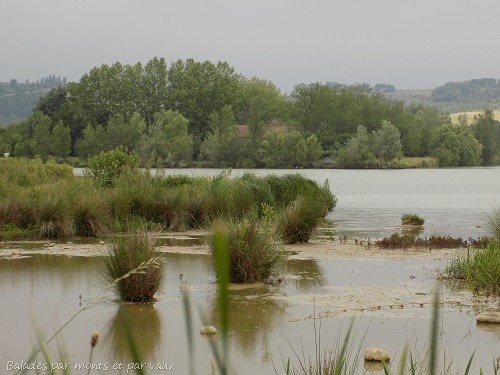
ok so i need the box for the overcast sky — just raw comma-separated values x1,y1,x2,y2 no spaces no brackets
2,0,500,93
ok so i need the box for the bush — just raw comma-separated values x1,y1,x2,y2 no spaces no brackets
276,196,324,244
209,217,284,283
401,213,425,226
102,226,164,302
86,146,140,187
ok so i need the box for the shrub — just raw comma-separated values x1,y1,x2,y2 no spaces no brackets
276,196,324,244
209,217,284,283
401,213,425,226
86,146,140,187
102,226,164,302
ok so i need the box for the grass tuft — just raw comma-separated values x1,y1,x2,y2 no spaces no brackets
276,196,324,244
209,217,285,283
102,226,164,302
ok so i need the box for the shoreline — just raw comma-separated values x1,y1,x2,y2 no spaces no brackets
0,235,470,261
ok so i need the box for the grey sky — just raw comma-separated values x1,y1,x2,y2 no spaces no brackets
2,0,499,93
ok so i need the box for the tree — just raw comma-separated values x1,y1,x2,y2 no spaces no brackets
239,78,291,138
373,120,402,163
105,112,146,152
429,125,482,167
258,127,308,168
335,125,374,168
50,120,71,158
139,110,193,166
472,109,498,165
76,125,107,159
166,59,243,152
31,111,53,159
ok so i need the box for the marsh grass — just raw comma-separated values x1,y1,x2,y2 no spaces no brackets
443,241,500,294
485,205,500,240
209,217,285,283
276,196,324,244
102,226,165,302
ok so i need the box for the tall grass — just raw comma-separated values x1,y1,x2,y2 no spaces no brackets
209,217,285,283
485,205,500,240
443,241,500,294
102,226,164,302
276,196,325,244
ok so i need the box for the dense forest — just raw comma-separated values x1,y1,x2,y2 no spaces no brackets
0,59,499,168
0,76,65,125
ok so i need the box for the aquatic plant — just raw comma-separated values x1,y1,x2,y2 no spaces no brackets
209,217,285,283
443,240,500,294
276,196,324,244
102,226,164,302
401,213,425,226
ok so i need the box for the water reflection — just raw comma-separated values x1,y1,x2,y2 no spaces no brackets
283,258,325,294
106,303,162,362
209,286,287,363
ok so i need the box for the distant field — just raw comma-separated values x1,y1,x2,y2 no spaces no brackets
450,110,500,124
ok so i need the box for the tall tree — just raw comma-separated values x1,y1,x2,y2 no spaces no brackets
50,120,71,158
166,59,243,154
139,110,193,166
373,120,403,163
472,109,498,165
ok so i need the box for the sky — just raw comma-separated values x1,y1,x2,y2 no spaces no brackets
2,0,500,93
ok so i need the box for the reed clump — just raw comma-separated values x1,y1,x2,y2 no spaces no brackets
102,226,164,302
276,196,325,244
209,217,285,283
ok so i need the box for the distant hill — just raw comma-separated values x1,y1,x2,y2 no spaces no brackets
385,79,500,113
0,77,65,126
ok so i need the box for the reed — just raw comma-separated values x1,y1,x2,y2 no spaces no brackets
276,196,324,244
209,217,285,283
102,226,164,302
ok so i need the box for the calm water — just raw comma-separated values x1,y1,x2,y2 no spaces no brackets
1,253,499,374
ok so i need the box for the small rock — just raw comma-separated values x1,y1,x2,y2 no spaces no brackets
364,348,390,362
99,241,105,245
42,243,51,247
200,325,217,335
476,310,500,324
66,241,73,244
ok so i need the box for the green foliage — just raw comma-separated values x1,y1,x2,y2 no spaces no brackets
86,146,140,187
335,125,375,168
443,241,500,294
472,109,499,165
429,124,483,167
209,217,285,283
102,226,164,302
276,196,325,244
139,110,193,166
401,213,425,226
373,120,403,162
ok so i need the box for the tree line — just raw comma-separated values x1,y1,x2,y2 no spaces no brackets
0,58,498,167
